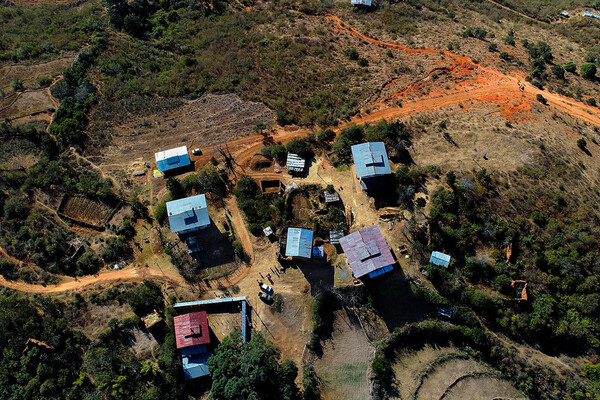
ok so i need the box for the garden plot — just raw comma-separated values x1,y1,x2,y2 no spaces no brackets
59,195,115,227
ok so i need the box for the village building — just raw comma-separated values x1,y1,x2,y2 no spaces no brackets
351,0,372,6
339,225,394,279
329,230,344,245
174,311,212,380
285,227,314,258
351,142,391,189
167,194,210,234
155,146,191,175
429,251,451,268
323,190,340,203
286,153,306,174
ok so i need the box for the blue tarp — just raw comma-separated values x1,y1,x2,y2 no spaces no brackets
312,246,324,259
351,142,391,185
367,265,393,279
167,194,210,233
430,251,451,268
285,228,313,258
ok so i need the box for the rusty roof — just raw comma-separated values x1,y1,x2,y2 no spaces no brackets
339,225,394,278
174,311,210,349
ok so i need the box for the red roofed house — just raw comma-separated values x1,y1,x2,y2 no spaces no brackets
339,225,395,279
173,311,212,379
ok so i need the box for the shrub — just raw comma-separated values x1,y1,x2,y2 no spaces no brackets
500,52,510,61
564,61,577,73
551,64,565,79
357,57,369,67
10,79,23,91
127,281,164,316
344,47,358,60
528,41,553,62
577,138,587,150
36,76,53,87
536,94,547,104
153,201,167,224
316,129,335,143
586,98,597,107
488,43,497,52
286,138,313,159
581,63,597,80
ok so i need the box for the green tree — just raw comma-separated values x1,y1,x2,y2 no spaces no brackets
10,79,23,91
564,61,576,73
127,281,164,316
253,122,267,136
207,330,299,400
577,138,587,150
536,94,547,105
166,177,185,200
286,138,313,159
344,47,358,60
154,201,167,224
581,63,597,80
551,64,564,79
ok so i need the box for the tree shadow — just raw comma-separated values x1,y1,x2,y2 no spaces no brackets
184,219,235,269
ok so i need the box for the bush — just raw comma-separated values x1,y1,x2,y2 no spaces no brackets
536,94,547,104
344,47,358,60
127,281,164,316
564,61,577,73
581,63,597,80
586,98,597,107
261,144,287,162
317,129,335,143
577,138,587,150
36,76,53,87
10,79,23,91
488,43,497,52
551,64,565,79
357,57,369,67
153,201,167,224
286,138,313,159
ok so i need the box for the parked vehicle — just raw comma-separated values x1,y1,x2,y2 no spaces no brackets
258,292,273,303
259,282,273,294
192,148,202,156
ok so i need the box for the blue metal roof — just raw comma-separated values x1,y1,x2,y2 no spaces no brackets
173,296,247,308
181,344,207,357
183,352,211,380
351,142,391,179
430,251,451,268
167,194,210,233
155,146,191,172
351,0,372,5
285,228,313,258
367,265,393,279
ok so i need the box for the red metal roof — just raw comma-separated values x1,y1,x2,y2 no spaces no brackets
174,311,210,349
339,225,394,278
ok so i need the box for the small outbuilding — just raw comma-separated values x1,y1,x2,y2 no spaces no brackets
155,146,191,174
339,225,394,279
351,142,391,189
312,246,325,259
429,251,451,268
174,311,212,380
323,190,340,203
329,230,344,245
351,0,372,6
286,153,306,173
263,226,274,237
285,227,313,258
167,194,210,234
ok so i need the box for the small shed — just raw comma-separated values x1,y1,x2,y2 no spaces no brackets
141,312,163,329
285,227,313,258
560,10,569,16
323,190,340,203
351,0,372,5
329,230,344,245
155,146,191,174
263,226,274,237
429,251,451,268
286,153,306,173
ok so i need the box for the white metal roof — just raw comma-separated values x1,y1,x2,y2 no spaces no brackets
286,153,306,169
155,146,189,162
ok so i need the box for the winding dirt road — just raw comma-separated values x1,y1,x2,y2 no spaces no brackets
2,13,600,295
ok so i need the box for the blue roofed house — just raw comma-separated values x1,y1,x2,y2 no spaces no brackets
174,311,211,380
429,251,451,268
285,228,313,258
167,194,210,234
155,146,191,174
351,142,391,189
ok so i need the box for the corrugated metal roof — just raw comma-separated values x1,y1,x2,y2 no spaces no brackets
339,226,394,278
368,265,394,279
286,153,306,171
324,191,340,203
167,194,210,233
351,142,391,179
174,311,210,349
173,297,247,308
183,352,211,379
285,227,313,258
155,146,191,172
329,230,344,244
429,251,451,268
351,0,372,5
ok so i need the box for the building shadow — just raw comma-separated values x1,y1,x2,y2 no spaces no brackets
184,219,235,269
280,258,335,296
364,267,437,332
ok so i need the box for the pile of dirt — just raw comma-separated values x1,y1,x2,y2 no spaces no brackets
247,154,273,171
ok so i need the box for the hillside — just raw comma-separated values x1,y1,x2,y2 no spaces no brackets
1,0,600,399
